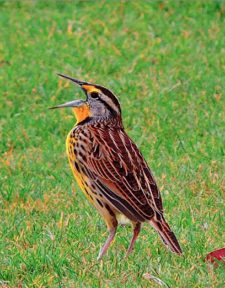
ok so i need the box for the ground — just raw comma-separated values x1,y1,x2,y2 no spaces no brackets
0,1,224,287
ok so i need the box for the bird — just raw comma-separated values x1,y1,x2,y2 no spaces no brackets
50,74,182,260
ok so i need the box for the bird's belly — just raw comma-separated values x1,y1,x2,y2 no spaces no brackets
115,213,131,225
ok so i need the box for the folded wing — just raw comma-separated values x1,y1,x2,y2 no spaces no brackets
77,126,163,222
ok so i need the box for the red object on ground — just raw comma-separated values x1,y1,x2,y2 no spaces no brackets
205,248,225,266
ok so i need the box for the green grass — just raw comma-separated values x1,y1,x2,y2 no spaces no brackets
0,0,224,287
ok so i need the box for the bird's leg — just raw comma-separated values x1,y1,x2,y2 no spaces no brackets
126,222,141,257
97,226,117,260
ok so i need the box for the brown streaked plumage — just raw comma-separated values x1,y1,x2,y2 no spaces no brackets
50,74,182,259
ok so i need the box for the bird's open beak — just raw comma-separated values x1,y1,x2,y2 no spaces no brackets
49,74,91,109
49,99,86,109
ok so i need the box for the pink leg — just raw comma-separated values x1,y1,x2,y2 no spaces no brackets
126,222,141,257
97,227,117,260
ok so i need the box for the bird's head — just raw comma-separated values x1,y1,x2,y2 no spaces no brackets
50,74,121,125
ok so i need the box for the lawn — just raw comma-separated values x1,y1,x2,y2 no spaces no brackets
0,0,224,287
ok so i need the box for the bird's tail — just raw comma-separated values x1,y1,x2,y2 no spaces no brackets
149,214,182,255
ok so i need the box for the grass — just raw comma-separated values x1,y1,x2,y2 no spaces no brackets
0,0,224,287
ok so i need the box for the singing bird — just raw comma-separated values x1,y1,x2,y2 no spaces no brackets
51,74,182,259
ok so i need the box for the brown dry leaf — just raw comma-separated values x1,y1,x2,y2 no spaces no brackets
67,21,73,35
214,93,221,101
2,146,14,167
182,30,191,38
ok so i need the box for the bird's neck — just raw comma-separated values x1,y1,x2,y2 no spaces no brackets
76,115,123,128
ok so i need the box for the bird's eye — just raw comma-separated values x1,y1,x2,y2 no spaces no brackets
90,92,99,99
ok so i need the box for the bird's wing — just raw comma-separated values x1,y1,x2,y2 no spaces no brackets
78,126,163,222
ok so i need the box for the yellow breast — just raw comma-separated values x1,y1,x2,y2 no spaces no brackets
66,130,94,204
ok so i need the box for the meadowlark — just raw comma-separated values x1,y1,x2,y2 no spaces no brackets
50,74,182,259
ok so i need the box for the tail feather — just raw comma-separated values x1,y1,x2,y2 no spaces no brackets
150,215,182,255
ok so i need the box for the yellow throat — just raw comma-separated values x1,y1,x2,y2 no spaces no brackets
72,103,91,124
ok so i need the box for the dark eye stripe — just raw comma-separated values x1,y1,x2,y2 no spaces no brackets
95,85,121,113
98,97,117,116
